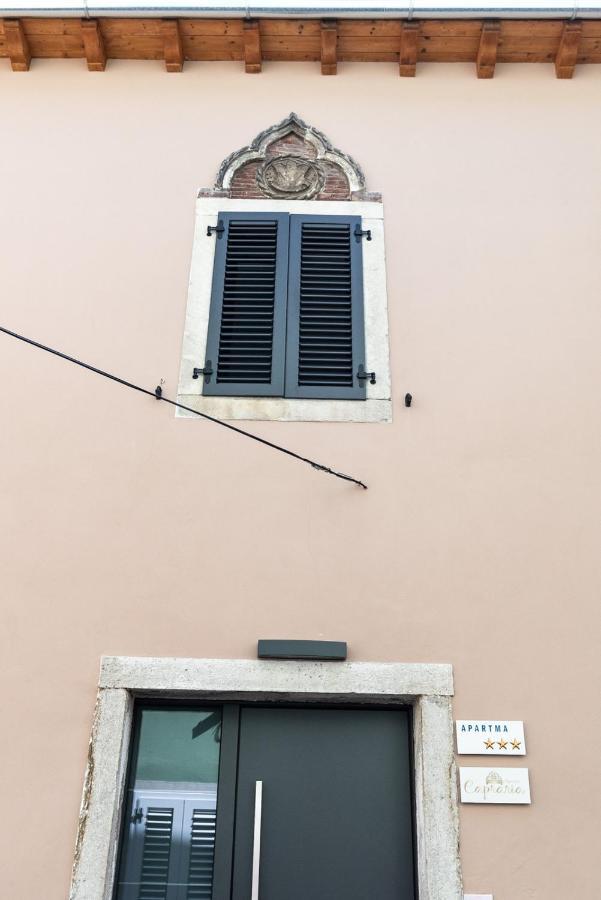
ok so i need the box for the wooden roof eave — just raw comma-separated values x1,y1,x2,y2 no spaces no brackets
0,16,600,78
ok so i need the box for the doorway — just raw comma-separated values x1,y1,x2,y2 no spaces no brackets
115,703,416,900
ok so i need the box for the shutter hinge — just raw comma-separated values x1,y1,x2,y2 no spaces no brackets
357,365,376,385
193,361,214,383
131,805,144,824
354,224,372,242
207,220,225,238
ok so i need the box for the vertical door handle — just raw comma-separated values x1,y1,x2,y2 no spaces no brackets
251,781,263,900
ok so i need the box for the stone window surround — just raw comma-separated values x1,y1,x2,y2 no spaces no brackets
176,197,392,424
69,656,462,900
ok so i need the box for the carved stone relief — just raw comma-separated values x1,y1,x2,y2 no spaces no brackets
201,113,376,202
256,155,326,200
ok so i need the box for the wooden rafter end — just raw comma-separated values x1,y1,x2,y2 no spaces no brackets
555,21,582,78
4,19,31,72
244,20,261,74
476,21,501,79
161,19,184,72
321,20,338,75
81,19,106,72
399,21,420,77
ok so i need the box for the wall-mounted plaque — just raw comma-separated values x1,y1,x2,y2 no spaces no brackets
460,767,531,804
464,895,493,899
456,720,526,755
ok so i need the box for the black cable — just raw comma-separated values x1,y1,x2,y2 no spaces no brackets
0,325,368,490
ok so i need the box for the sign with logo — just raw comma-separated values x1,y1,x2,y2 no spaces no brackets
460,767,531,804
456,720,526,755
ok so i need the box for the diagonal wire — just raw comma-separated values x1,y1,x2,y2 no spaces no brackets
0,325,368,490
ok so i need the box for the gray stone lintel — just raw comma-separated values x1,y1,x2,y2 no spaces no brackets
99,655,454,698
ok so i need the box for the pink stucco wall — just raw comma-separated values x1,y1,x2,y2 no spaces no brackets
1,58,600,899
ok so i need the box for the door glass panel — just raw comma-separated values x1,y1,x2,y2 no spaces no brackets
116,708,222,900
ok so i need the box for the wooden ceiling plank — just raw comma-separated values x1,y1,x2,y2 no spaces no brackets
420,19,482,37
180,19,244,36
181,36,244,61
81,19,106,71
399,20,420,76
338,20,401,37
161,19,183,71
555,20,582,78
4,19,31,71
261,19,320,36
99,18,163,36
244,19,261,72
476,20,501,78
320,20,337,74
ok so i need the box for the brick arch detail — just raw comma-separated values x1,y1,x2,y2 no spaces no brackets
205,112,373,202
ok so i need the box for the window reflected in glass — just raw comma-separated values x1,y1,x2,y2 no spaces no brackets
115,707,222,900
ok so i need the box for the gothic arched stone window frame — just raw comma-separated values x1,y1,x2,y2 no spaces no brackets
176,115,392,424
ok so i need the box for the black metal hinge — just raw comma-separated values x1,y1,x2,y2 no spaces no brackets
193,360,213,383
354,224,372,242
131,805,144,824
207,220,225,238
357,364,376,385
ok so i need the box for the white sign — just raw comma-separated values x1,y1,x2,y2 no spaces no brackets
460,767,531,804
464,895,493,900
456,720,526,755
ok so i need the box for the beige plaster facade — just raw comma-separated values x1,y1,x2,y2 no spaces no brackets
1,59,600,900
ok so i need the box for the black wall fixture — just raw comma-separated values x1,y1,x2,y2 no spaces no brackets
257,640,347,661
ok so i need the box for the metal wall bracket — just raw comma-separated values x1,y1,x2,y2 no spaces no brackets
354,224,372,242
207,220,225,238
357,364,376,385
193,361,214,383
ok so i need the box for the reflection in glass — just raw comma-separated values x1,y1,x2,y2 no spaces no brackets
116,708,222,900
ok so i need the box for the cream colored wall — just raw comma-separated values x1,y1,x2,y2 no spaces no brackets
1,59,600,900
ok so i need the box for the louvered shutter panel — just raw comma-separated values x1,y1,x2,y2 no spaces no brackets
284,215,367,400
118,797,186,900
203,212,289,397
138,806,177,900
184,804,217,900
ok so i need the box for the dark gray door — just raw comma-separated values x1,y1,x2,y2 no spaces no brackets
231,707,416,900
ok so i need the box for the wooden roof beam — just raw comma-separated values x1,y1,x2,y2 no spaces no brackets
81,19,106,72
4,19,31,72
476,21,501,79
244,19,261,73
555,21,582,78
399,21,420,77
161,19,184,72
321,20,338,74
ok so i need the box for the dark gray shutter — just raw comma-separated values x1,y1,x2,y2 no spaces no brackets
137,806,176,900
202,212,289,397
284,214,367,400
119,797,186,900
